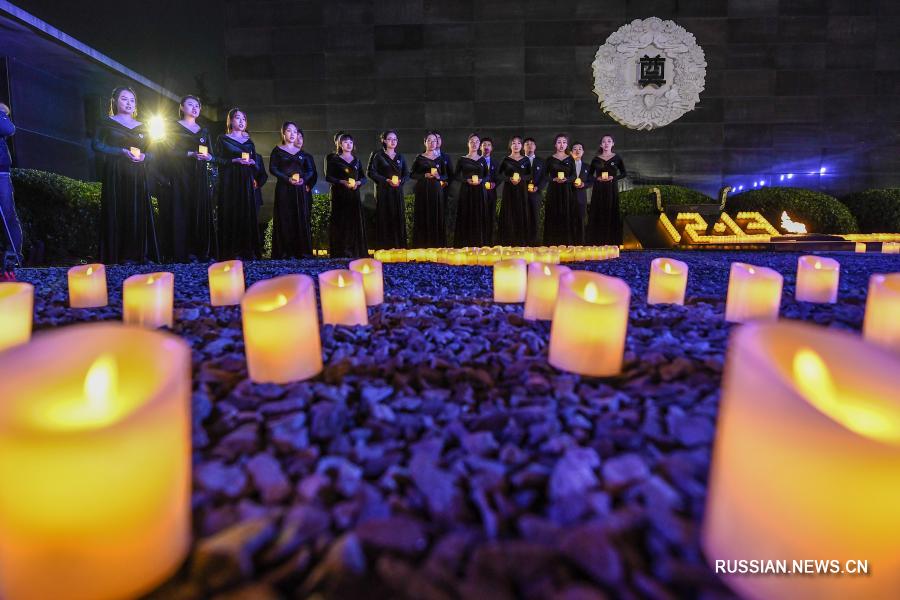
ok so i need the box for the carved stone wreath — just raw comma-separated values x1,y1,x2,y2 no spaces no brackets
592,18,707,130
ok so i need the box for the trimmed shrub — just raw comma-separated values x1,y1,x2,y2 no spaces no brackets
727,187,858,234
840,188,900,233
619,185,714,215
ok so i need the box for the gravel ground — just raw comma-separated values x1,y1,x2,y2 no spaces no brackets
15,251,899,600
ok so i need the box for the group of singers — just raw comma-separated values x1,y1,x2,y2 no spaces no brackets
93,87,626,264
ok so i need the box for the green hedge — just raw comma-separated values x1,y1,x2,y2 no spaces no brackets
619,185,714,215
840,188,900,234
727,187,858,234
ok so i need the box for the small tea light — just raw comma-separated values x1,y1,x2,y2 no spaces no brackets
863,273,900,353
557,171,565,180
349,258,384,306
549,271,631,376
704,320,900,599
471,174,480,185
493,258,527,303
647,257,688,305
725,263,783,323
883,242,900,254
855,242,866,253
0,282,33,352
129,146,141,159
291,173,300,183
795,255,839,303
512,172,520,183
242,274,322,383
347,177,356,189
430,167,438,176
528,183,536,192
524,263,571,320
198,145,208,156
67,263,108,308
574,177,583,187
241,152,250,161
0,323,191,600
391,175,399,186
318,270,368,326
123,272,174,329
208,260,245,306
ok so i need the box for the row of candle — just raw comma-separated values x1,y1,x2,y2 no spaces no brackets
374,245,620,265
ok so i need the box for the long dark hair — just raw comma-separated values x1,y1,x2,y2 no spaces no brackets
108,86,137,117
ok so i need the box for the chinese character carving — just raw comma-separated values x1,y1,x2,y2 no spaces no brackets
638,55,666,87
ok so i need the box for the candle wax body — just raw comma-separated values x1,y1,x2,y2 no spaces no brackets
795,255,839,303
0,323,191,600
68,264,108,308
863,273,900,353
208,260,245,306
349,259,384,306
0,282,34,352
129,147,140,158
241,152,250,161
725,263,783,323
493,258,527,303
523,263,571,320
198,145,208,155
123,272,175,328
319,270,368,326
647,258,688,305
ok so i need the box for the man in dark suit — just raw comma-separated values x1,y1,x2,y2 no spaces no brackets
480,137,498,244
523,137,545,246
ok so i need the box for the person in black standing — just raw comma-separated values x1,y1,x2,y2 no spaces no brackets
453,133,487,248
216,107,260,259
325,132,367,258
92,86,159,264
269,121,316,258
586,134,627,245
409,132,446,248
159,94,215,262
480,137,498,245
433,131,453,228
542,133,577,245
367,129,408,249
0,102,23,264
497,135,531,246
523,137,546,246
570,141,591,246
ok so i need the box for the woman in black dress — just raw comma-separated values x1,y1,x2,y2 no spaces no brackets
269,121,316,258
366,130,408,249
159,94,215,262
92,86,159,264
587,134,627,245
570,141,591,246
434,130,453,200
216,107,260,259
409,132,446,248
497,135,531,246
325,132,367,258
542,133,577,245
453,133,488,248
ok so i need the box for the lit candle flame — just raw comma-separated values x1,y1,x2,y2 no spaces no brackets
361,264,371,274
814,261,822,269
663,262,672,274
584,282,599,302
84,353,116,411
748,267,756,275
86,266,93,276
146,276,155,285
224,265,231,273
337,274,346,288
543,265,551,276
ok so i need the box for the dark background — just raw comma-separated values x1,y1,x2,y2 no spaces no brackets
222,0,900,200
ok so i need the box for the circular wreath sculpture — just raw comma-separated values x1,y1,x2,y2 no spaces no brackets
592,17,707,130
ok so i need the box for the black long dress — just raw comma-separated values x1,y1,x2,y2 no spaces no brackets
572,159,592,246
92,118,159,264
586,154,627,245
453,156,488,248
497,155,531,246
482,155,498,244
216,134,259,259
409,154,446,248
542,155,577,245
367,150,409,249
159,122,215,262
525,155,546,245
436,151,454,234
269,146,316,258
325,153,368,258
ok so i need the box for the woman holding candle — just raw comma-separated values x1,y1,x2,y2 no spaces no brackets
409,132,446,248
587,134,627,245
366,130,409,249
497,135,531,246
159,95,215,263
570,141,591,246
542,133,577,245
325,132,368,258
453,133,488,248
216,108,260,259
92,86,159,264
269,122,316,259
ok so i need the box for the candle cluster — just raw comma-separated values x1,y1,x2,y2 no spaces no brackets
375,245,619,265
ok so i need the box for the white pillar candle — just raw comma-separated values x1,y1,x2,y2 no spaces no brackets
855,242,866,253
647,257,688,305
704,320,900,600
123,272,174,329
493,258,527,303
318,269,368,326
863,273,900,353
241,274,322,383
725,263,783,323
349,258,384,306
208,260,245,306
549,271,631,376
795,255,839,303
0,282,33,352
0,323,191,600
67,264,108,308
523,263,571,320
883,241,899,254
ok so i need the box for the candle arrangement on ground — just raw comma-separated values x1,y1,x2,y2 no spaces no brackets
67,263,108,308
8,251,900,599
0,281,33,351
208,260,245,306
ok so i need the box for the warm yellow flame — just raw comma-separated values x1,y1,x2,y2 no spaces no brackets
337,274,346,287
361,264,371,274
793,347,900,443
583,282,599,302
747,267,756,275
146,276,156,285
84,354,116,409
663,262,672,274
543,265,551,276
814,261,822,269
86,266,93,276
224,265,231,273
148,115,166,141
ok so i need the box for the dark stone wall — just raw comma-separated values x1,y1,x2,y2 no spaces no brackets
224,0,900,201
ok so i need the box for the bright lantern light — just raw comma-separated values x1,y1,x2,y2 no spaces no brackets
148,115,166,141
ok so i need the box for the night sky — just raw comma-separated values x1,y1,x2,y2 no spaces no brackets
16,0,226,103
